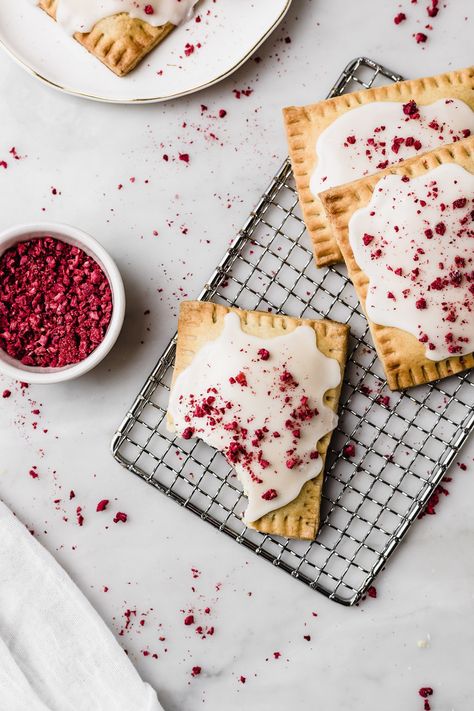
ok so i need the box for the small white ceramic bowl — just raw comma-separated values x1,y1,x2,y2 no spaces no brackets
0,222,125,384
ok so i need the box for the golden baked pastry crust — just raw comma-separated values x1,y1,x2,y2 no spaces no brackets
319,137,474,391
169,301,349,540
284,66,474,267
38,0,174,76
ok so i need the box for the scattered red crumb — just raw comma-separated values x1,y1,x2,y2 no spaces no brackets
394,12,406,23
184,614,194,626
343,443,356,458
367,586,377,598
239,675,246,684
184,43,195,56
419,687,434,709
419,481,450,518
218,109,227,118
303,634,311,641
273,651,281,659
144,4,154,14
403,100,419,116
96,499,109,512
113,512,127,523
0,160,7,169
415,32,428,43
458,462,467,471
179,153,190,163
69,489,75,500
232,88,253,99
191,666,201,677
0,237,112,367
76,506,84,527
28,468,39,479
2,389,11,398
261,488,278,501
419,687,433,697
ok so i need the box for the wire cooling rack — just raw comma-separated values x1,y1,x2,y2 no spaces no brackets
112,57,474,605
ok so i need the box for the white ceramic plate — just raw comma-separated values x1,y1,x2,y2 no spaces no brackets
0,0,291,104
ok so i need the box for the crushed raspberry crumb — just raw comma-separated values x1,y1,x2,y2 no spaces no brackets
419,688,433,698
258,348,270,360
191,666,201,677
181,427,195,440
113,512,127,523
239,675,246,684
184,614,194,626
261,488,278,501
394,12,406,23
343,443,356,458
2,389,11,398
403,100,419,116
179,153,190,163
235,372,247,386
346,135,356,144
416,298,427,310
0,237,112,368
96,499,109,512
415,32,428,43
76,506,84,526
363,233,375,246
367,586,377,598
452,197,467,209
144,4,154,15
218,109,227,118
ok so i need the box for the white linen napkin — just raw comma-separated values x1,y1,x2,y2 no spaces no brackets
0,499,164,711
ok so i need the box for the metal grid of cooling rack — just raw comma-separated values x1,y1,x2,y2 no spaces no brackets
112,57,474,605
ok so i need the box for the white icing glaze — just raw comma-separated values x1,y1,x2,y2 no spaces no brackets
311,99,474,196
349,163,474,361
39,0,198,34
168,312,341,523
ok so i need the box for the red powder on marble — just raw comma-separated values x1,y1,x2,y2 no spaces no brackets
113,512,128,523
0,236,112,367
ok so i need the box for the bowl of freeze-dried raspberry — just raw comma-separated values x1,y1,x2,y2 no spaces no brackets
0,223,125,383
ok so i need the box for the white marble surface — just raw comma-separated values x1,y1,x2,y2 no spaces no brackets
0,2,473,709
